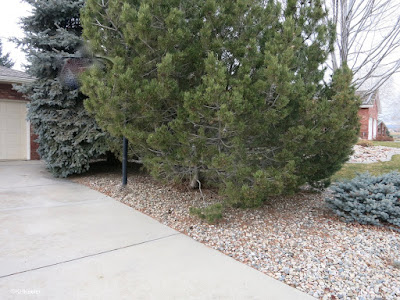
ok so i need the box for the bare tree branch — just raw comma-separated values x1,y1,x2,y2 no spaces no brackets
327,0,400,94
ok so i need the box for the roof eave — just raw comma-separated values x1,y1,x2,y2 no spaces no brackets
0,75,35,84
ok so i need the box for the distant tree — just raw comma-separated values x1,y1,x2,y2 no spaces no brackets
15,0,109,177
0,40,14,68
379,77,400,125
81,0,360,206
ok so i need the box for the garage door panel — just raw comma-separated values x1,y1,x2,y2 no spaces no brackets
5,146,20,158
5,133,24,144
0,102,5,113
0,100,28,160
6,106,20,114
5,120,22,133
0,119,6,133
5,101,24,113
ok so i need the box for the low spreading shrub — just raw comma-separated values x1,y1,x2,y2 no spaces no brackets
375,136,394,141
189,203,223,224
356,139,373,147
326,172,400,227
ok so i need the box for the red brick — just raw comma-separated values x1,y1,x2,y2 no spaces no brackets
0,83,27,100
358,94,379,140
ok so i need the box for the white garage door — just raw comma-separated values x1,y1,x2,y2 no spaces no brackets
0,100,28,160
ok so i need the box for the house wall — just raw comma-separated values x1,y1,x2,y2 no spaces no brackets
377,123,388,137
358,99,379,140
378,123,382,136
0,83,40,160
382,124,388,136
358,108,370,139
30,126,40,160
0,83,26,101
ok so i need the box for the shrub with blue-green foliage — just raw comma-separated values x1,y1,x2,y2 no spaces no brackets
15,0,109,178
326,172,400,227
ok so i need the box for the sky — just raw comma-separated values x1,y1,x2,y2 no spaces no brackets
0,0,31,71
0,0,399,127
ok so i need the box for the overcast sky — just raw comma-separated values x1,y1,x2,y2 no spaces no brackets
0,0,31,71
0,0,399,126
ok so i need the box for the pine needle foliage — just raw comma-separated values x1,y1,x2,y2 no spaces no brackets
15,0,108,177
0,41,14,68
81,0,360,206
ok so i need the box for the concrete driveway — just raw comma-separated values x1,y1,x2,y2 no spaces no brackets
0,161,314,299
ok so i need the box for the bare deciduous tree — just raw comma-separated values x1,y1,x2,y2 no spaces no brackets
379,76,400,123
328,0,400,94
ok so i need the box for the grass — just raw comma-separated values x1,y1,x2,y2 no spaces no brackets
372,141,400,148
391,132,400,140
332,141,400,181
332,155,400,181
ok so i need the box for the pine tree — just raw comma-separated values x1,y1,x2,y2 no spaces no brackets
15,0,108,177
0,41,14,68
81,0,360,206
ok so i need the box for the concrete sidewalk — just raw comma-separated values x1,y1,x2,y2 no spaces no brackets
0,161,314,299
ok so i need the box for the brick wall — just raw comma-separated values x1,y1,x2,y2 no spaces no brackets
377,123,387,137
358,108,369,139
30,126,40,160
370,98,379,120
382,124,388,136
358,97,379,140
0,83,40,160
0,83,26,100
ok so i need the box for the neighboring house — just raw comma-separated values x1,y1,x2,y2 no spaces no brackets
377,120,389,139
357,90,381,140
0,66,39,160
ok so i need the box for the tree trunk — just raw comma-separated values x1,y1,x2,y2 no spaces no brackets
190,167,199,189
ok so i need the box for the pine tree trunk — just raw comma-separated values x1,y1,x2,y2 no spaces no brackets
190,167,199,189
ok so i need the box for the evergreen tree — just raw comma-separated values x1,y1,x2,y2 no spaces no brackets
0,40,14,68
81,0,360,206
15,0,108,177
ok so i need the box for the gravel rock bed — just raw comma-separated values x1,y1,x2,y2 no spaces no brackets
71,168,400,300
348,145,400,164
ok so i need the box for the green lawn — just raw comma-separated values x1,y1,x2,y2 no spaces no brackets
332,141,400,181
332,155,400,181
372,141,400,148
391,132,400,141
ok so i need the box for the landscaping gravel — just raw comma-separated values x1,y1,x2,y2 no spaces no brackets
72,168,400,300
348,145,400,164
71,144,400,299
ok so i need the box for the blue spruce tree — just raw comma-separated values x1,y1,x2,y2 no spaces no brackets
0,41,14,68
16,0,108,177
